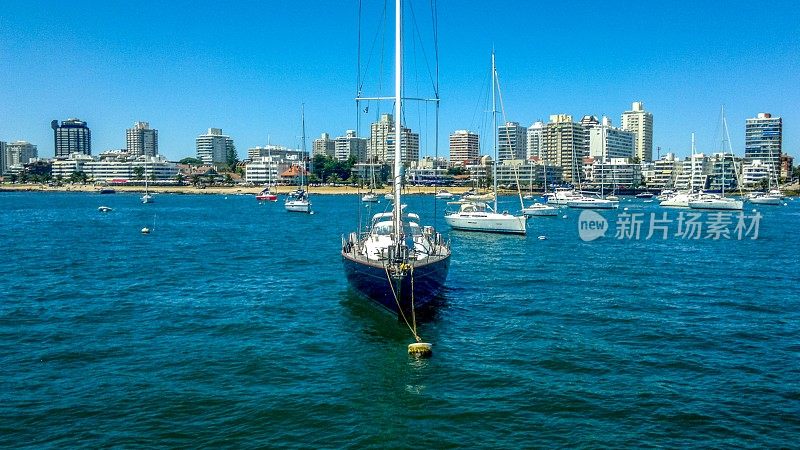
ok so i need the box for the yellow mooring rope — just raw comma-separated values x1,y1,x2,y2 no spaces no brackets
385,263,421,342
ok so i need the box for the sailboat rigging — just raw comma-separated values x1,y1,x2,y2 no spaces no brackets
285,104,312,213
342,0,451,322
444,51,527,234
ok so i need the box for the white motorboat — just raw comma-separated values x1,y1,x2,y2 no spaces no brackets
747,192,782,205
435,190,454,200
362,192,379,202
98,206,112,212
567,196,618,209
384,193,394,201
546,187,581,205
521,202,558,217
445,201,527,234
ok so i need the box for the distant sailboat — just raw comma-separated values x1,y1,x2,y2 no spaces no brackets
141,157,154,204
256,146,278,201
285,105,312,213
689,107,743,211
444,51,526,235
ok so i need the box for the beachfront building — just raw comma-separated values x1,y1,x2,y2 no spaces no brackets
0,141,5,174
673,153,710,191
741,159,773,187
621,102,653,162
335,130,367,162
52,118,91,158
449,130,480,166
706,153,741,192
590,158,643,189
4,141,38,171
587,117,635,161
526,121,544,159
50,154,178,181
494,159,564,189
312,133,336,158
745,112,782,178
196,128,234,165
780,154,793,182
126,122,158,157
247,145,304,163
541,114,588,184
497,122,526,163
649,153,679,189
244,156,284,185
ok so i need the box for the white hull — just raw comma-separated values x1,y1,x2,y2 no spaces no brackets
463,193,495,202
521,203,558,217
748,194,782,205
445,212,526,234
659,192,696,208
688,198,743,210
362,193,379,202
141,194,154,204
285,200,311,212
435,192,454,200
567,198,618,209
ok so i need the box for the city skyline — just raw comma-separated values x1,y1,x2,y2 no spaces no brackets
1,1,798,161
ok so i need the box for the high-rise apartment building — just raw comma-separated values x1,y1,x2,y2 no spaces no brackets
526,121,544,159
335,130,367,161
368,113,419,164
5,141,38,168
621,102,653,162
588,117,635,161
312,133,336,158
497,122,526,162
126,121,158,157
0,141,5,174
196,128,234,165
745,112,782,176
541,114,588,183
52,118,91,158
449,130,480,166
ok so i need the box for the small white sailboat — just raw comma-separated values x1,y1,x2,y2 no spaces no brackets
567,195,618,209
444,52,526,235
689,108,743,211
285,105,312,213
661,134,701,208
362,192,380,202
141,157,154,204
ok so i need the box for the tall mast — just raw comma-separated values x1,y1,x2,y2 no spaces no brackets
492,51,498,212
301,103,306,189
393,0,402,242
690,132,695,192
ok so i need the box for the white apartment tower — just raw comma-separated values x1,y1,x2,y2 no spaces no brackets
5,141,38,167
196,128,234,165
335,130,367,161
449,130,480,166
541,114,588,184
126,121,158,157
526,121,544,159
588,117,635,161
497,122,527,162
368,113,419,164
621,101,654,162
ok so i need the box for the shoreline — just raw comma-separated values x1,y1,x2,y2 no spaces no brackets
2,183,798,197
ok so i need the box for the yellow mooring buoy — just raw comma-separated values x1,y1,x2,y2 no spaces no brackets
408,342,432,357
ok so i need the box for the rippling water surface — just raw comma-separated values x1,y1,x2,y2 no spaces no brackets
1,191,798,447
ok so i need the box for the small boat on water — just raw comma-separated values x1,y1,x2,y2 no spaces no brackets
635,192,655,199
98,188,116,194
747,191,782,205
567,195,618,209
98,206,112,212
285,189,311,213
445,200,527,234
362,192,380,202
435,190,454,200
521,202,558,217
256,187,278,202
384,193,394,201
689,195,744,210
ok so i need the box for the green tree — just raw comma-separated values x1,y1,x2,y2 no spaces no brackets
175,174,185,185
133,166,145,180
224,173,234,185
179,157,204,166
226,144,238,169
191,174,201,186
447,166,466,176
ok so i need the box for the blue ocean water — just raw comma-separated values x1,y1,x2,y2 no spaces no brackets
1,191,799,447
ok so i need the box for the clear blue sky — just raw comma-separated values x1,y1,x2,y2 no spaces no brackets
1,1,798,161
